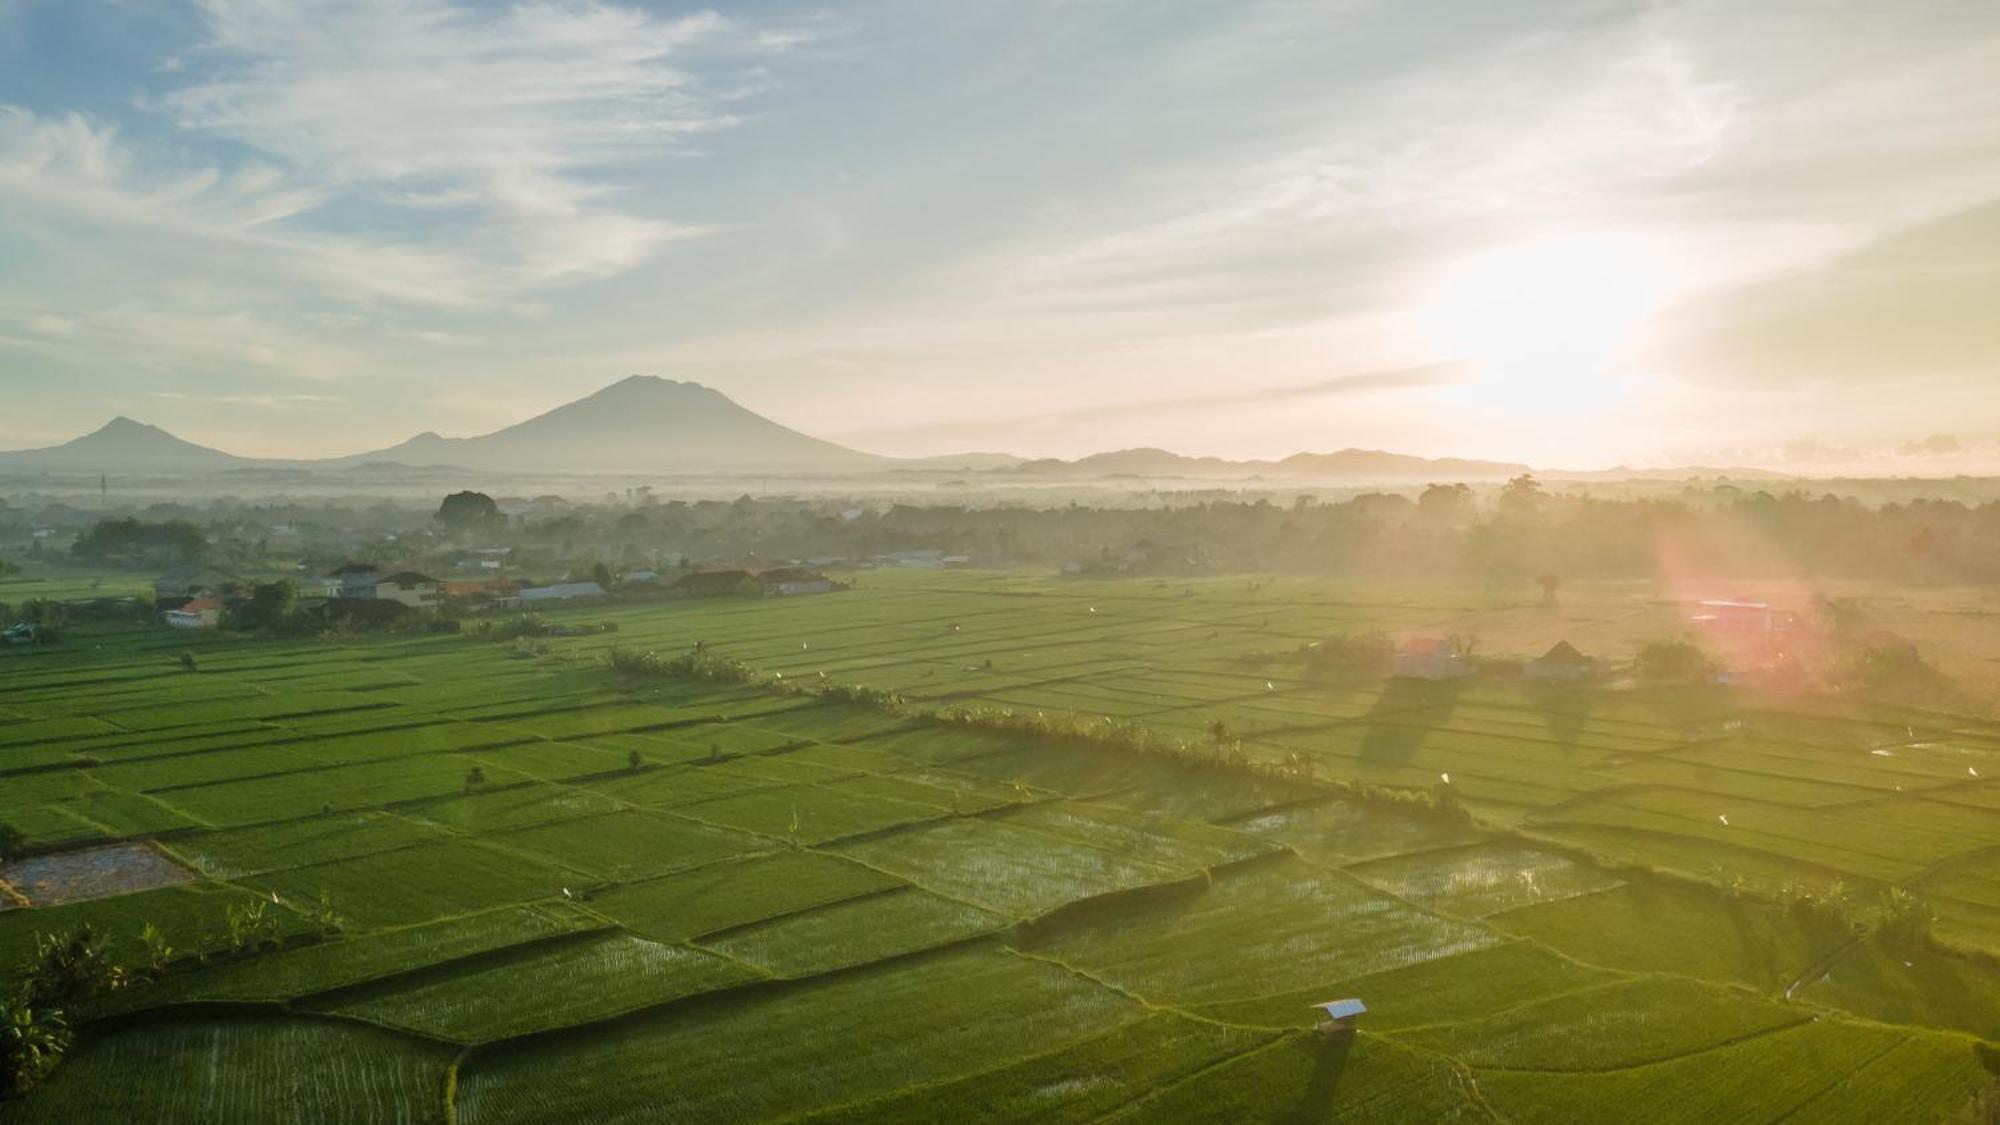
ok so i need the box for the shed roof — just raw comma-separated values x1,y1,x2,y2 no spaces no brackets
378,572,440,587
520,581,607,600
1535,640,1592,665
1311,998,1366,1020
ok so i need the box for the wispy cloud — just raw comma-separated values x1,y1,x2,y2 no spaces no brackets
0,2,794,318
835,361,1463,447
162,0,758,287
147,390,344,409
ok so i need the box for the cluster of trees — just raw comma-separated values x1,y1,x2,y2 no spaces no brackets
459,478,2000,584
66,518,206,565
0,928,126,1099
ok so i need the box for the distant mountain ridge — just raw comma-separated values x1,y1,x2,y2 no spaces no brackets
0,417,252,473
328,376,880,473
999,446,1537,482
0,376,1787,483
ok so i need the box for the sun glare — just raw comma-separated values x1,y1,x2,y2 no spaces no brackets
1418,230,1684,413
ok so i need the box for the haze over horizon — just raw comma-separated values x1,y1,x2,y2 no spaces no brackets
3,1,1998,471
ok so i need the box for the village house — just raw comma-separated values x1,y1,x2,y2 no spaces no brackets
326,561,383,599
443,577,520,605
374,572,444,609
152,566,237,609
163,597,222,629
1691,599,1774,634
1525,640,1600,682
668,569,755,598
1393,637,1473,681
759,567,840,597
519,581,608,605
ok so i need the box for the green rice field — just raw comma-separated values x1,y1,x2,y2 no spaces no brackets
2,569,1997,1121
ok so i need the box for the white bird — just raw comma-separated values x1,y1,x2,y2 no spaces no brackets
1718,814,1730,826
1266,681,1275,692
1089,607,1098,614
1971,767,1981,778
1440,772,1451,784
802,642,809,650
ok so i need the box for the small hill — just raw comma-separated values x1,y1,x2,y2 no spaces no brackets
0,417,248,473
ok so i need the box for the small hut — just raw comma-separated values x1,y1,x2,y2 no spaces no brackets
1525,641,1598,682
1309,998,1366,1036
1394,638,1471,681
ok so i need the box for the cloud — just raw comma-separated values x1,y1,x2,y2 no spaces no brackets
147,390,345,410
0,2,788,317
835,362,1462,446
162,0,755,286
1654,197,2000,387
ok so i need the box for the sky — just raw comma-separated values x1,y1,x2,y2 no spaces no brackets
0,0,1997,470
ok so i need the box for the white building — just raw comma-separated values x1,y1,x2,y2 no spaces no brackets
164,597,222,629
374,572,444,608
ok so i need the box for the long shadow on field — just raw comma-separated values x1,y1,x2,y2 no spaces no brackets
1523,680,1593,756
1291,1036,1352,1123
1358,676,1466,766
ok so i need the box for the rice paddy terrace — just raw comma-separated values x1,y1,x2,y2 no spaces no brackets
3,570,1999,1122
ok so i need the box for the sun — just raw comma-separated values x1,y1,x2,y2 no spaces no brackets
1416,230,1684,413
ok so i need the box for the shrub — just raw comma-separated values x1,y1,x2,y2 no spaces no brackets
607,645,756,684
1874,886,1937,951
1635,639,1715,682
814,683,905,709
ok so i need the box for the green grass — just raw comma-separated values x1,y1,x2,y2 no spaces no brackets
116,903,601,1009
589,851,901,942
9,570,2000,1120
453,948,1143,1125
1488,879,1850,992
502,809,763,881
1393,975,1808,1070
1795,935,2000,1039
701,886,1004,976
793,1013,1278,1125
1192,939,1620,1030
833,817,1186,918
0,1016,455,1125
324,933,759,1042
169,812,447,878
240,839,575,929
1032,855,1498,1006
1096,1032,1484,1124
1346,841,1625,919
1473,1018,1983,1125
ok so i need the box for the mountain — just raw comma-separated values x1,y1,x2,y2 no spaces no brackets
998,446,1533,482
0,417,249,474
338,376,880,474
0,377,1789,482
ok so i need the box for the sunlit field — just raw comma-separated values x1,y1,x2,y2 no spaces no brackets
3,569,1998,1122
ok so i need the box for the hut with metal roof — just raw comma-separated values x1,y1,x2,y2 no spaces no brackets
1310,998,1366,1035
